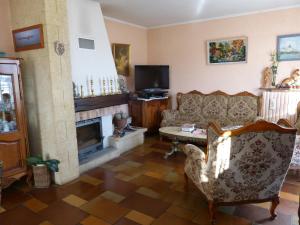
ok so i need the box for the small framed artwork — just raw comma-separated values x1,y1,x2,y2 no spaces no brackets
12,24,44,52
207,36,247,64
277,33,300,61
112,43,130,76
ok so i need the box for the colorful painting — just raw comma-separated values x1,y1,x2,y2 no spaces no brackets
277,34,300,61
207,37,247,64
12,24,44,52
112,43,130,76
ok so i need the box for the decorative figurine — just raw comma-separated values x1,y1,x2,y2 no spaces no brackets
72,82,77,98
262,67,272,88
110,78,114,94
280,69,300,88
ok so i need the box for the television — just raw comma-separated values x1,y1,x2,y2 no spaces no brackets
135,65,169,91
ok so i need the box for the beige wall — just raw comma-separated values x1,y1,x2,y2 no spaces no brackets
148,8,300,107
0,0,14,53
104,19,148,91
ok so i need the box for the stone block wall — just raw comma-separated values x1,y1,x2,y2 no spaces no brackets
9,0,79,184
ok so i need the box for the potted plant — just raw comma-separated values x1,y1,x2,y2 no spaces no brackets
26,156,60,188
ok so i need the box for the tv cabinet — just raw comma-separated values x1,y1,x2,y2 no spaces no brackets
129,97,171,133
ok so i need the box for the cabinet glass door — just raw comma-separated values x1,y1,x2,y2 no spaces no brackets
0,74,17,134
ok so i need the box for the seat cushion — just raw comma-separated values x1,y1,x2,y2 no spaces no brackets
227,96,258,125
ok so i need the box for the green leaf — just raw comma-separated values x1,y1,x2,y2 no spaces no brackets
26,156,43,166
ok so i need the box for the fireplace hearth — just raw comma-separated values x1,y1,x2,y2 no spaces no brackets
76,117,104,164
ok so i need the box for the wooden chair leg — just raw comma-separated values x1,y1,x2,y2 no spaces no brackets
270,196,280,220
184,172,189,192
208,201,217,225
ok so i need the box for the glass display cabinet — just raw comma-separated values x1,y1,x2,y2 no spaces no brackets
0,58,28,189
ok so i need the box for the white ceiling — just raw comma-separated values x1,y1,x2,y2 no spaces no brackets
99,0,300,28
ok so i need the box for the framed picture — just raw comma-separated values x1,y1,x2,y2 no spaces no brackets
12,24,44,52
277,33,300,61
112,43,130,76
207,36,247,64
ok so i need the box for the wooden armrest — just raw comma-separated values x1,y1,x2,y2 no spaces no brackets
277,119,293,128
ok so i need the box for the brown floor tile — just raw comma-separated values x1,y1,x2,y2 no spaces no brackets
120,193,170,218
281,182,300,195
102,177,138,197
125,210,155,225
0,206,6,214
114,217,141,225
135,187,160,199
1,188,32,210
100,190,126,203
23,198,48,213
61,180,106,201
39,221,55,225
38,200,87,225
80,215,110,225
80,175,103,186
152,212,198,225
115,173,138,182
30,186,68,204
167,205,196,221
80,196,129,224
234,204,292,225
86,167,116,180
0,205,44,225
63,194,88,207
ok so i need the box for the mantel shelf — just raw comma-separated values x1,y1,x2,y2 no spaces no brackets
74,93,130,112
259,87,300,92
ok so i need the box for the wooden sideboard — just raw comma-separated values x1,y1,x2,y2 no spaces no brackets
129,98,171,133
0,58,29,188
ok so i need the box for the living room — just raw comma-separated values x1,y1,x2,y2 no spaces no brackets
0,0,299,224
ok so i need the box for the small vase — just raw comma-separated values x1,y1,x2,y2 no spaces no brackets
271,66,278,87
271,73,277,87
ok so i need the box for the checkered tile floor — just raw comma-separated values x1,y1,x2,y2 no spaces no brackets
0,137,299,225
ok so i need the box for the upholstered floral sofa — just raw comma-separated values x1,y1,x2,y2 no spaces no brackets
161,90,261,128
184,120,297,224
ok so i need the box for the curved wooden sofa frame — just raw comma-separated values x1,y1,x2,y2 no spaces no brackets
176,90,262,116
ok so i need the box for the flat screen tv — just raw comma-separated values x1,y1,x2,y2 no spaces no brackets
135,65,169,91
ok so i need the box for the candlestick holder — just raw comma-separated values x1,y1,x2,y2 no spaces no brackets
102,78,107,96
90,79,95,96
80,85,84,98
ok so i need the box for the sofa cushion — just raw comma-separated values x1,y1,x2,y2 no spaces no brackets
227,96,258,125
178,94,204,120
202,95,229,126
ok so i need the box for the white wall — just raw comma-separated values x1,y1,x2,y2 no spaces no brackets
68,0,118,96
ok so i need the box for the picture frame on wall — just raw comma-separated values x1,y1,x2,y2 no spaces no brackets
207,36,248,64
12,24,44,52
277,33,300,61
112,43,130,76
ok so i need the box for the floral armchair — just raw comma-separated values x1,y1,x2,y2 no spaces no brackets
184,120,297,225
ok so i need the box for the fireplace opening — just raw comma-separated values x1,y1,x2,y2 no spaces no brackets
76,117,103,164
